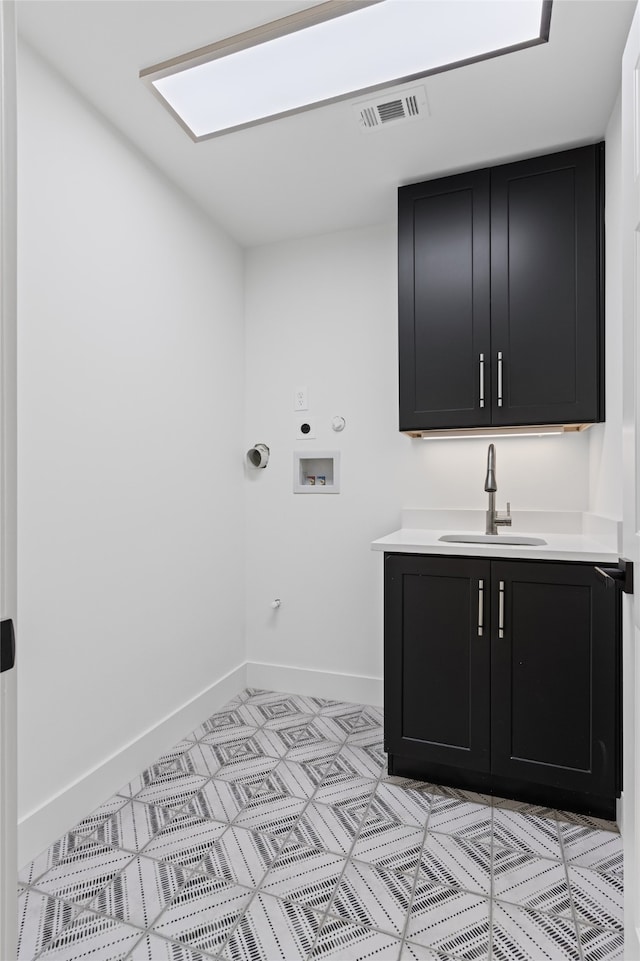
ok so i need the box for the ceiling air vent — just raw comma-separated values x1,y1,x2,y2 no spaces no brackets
353,86,429,133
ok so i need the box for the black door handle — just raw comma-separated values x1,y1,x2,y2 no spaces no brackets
595,559,634,594
0,619,15,672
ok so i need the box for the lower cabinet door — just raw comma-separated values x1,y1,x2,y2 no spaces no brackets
384,554,491,772
490,560,618,796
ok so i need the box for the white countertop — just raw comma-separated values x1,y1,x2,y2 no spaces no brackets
371,528,619,563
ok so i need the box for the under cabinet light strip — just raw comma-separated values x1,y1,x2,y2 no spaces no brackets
421,427,565,440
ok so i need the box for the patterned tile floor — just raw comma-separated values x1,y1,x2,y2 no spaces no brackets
17,688,624,961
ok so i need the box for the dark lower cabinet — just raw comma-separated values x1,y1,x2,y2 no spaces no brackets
384,554,621,818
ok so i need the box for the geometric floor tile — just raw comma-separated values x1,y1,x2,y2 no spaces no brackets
127,933,210,960
316,700,363,718
196,826,282,888
418,833,491,896
285,739,343,766
157,737,195,759
15,689,627,961
400,944,449,960
140,813,228,869
33,842,133,906
37,912,143,960
215,754,280,788
492,849,572,916
129,775,210,811
233,727,292,760
89,855,188,928
313,775,377,811
254,759,323,800
577,923,625,961
17,889,78,961
433,787,493,806
70,796,129,838
491,796,557,820
328,859,414,935
19,834,102,888
187,741,251,775
352,740,386,770
492,810,563,860
288,801,364,856
91,800,175,853
151,874,253,954
322,706,379,737
351,814,425,877
193,707,258,740
232,792,307,836
567,866,624,931
222,893,322,961
328,745,382,781
244,693,317,725
184,779,254,823
302,754,339,786
366,782,432,828
259,713,319,739
310,915,402,960
183,742,228,779
260,841,346,911
560,824,624,876
404,883,490,957
427,797,493,845
491,902,581,960
119,752,201,799
554,810,620,833
306,715,352,744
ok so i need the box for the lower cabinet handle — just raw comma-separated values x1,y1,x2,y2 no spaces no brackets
479,354,485,409
478,579,484,636
497,351,503,408
498,580,505,638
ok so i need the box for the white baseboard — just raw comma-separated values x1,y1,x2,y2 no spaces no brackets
18,662,247,869
246,661,383,708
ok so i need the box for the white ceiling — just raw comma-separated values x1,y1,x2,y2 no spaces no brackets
17,0,636,247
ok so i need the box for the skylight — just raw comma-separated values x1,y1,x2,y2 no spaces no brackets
141,0,551,141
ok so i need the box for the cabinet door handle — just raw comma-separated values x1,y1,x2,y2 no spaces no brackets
479,354,485,409
498,580,505,638
478,579,484,636
497,351,503,408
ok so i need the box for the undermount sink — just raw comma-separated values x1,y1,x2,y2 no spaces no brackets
438,534,547,546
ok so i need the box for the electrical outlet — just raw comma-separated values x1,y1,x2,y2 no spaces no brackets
294,387,308,411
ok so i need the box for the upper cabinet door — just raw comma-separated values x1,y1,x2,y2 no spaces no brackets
398,170,491,431
490,145,604,426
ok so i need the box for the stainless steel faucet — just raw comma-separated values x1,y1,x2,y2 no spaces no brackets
484,443,512,535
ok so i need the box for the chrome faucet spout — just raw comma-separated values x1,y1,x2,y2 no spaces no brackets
484,443,512,535
484,443,497,493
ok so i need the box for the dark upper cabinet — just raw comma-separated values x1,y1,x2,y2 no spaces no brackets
398,170,491,430
384,554,620,813
398,144,605,432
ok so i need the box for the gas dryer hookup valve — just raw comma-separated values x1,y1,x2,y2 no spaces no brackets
246,443,270,469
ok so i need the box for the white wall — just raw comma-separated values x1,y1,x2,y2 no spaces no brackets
589,93,624,520
17,44,245,845
244,225,591,689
